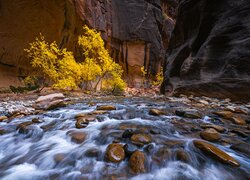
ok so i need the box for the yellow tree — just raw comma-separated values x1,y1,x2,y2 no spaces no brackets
78,25,126,91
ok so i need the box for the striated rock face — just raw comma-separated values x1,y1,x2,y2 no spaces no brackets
0,0,178,88
162,0,250,101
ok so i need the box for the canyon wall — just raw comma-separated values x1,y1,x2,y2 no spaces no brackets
162,0,250,101
0,0,178,88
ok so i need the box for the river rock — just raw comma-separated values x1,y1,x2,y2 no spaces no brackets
193,140,240,167
152,148,171,165
68,131,87,144
75,115,96,129
129,150,146,174
105,143,125,163
213,111,233,119
230,142,250,157
122,129,134,138
0,116,8,122
230,117,246,125
149,109,166,116
175,149,190,163
175,109,202,119
97,105,116,111
32,118,43,124
35,93,65,103
131,134,152,146
200,128,221,142
200,124,225,133
0,128,6,135
54,153,66,163
16,121,34,134
123,144,137,157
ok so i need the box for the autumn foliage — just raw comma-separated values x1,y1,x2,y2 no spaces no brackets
25,26,126,91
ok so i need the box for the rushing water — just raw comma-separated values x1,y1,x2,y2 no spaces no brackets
0,97,249,180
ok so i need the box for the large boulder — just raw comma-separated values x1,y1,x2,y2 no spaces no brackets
162,0,250,101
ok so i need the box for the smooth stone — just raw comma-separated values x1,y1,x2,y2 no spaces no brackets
200,128,221,142
123,144,137,157
36,93,65,103
131,134,152,146
200,124,225,133
193,140,240,167
54,153,66,163
97,105,116,111
149,109,166,116
16,121,34,134
129,150,146,174
175,110,202,119
32,118,43,123
213,111,233,119
230,129,248,138
175,149,190,163
122,129,134,138
46,100,66,110
105,143,125,163
230,142,250,157
230,117,246,125
85,148,101,158
68,131,87,144
0,116,8,122
152,148,171,165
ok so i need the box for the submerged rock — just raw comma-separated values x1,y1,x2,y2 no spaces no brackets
16,121,34,134
131,134,152,146
105,143,125,163
175,109,202,119
129,150,147,174
175,149,190,163
97,105,116,111
68,131,87,144
230,117,246,125
149,109,166,116
200,124,225,133
213,111,233,119
230,143,250,157
200,128,221,142
193,140,240,167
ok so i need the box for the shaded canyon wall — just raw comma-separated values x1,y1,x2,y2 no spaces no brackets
0,0,178,88
162,0,250,101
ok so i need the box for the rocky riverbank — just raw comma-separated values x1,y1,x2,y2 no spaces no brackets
0,93,249,179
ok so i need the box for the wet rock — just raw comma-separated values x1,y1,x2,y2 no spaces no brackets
122,129,134,138
0,128,6,135
105,143,125,163
85,148,101,158
213,111,233,119
200,128,221,142
46,100,66,110
0,116,8,122
97,105,116,111
54,153,66,163
175,110,202,119
131,134,152,146
193,140,240,167
175,149,190,163
89,110,107,115
150,129,161,135
16,121,34,134
230,129,248,138
129,150,146,174
68,131,87,144
40,121,57,131
230,142,250,157
200,124,225,133
32,118,43,123
230,117,246,125
143,144,154,154
149,109,166,116
152,147,171,165
123,144,137,157
75,115,96,129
